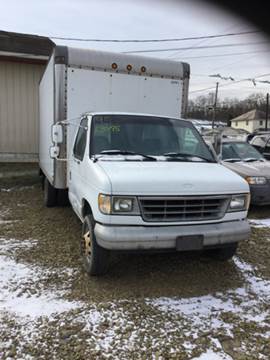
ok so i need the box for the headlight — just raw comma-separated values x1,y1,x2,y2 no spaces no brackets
228,194,250,212
113,197,133,212
98,194,111,214
245,176,267,185
98,195,139,214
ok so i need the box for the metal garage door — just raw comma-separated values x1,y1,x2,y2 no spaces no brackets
0,60,44,161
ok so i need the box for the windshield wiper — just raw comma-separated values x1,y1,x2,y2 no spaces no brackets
223,158,242,163
243,158,261,162
93,149,157,162
163,152,214,163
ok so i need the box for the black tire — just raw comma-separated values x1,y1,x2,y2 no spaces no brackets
44,178,57,207
81,215,110,276
205,243,238,261
57,189,70,207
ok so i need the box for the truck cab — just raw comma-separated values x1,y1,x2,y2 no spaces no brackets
59,112,250,275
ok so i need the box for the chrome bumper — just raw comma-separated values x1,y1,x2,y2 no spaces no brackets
94,219,250,250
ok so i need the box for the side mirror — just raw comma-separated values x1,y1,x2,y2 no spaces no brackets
50,146,60,159
52,124,63,144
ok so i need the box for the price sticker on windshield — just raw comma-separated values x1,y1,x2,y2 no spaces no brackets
95,125,121,134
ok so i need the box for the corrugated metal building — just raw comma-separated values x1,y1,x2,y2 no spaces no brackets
0,31,54,161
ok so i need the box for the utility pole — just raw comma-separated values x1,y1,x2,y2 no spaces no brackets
211,82,219,128
265,93,269,131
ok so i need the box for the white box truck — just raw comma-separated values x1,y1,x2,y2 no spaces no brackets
39,46,250,275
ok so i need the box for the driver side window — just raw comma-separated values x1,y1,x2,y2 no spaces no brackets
73,117,88,161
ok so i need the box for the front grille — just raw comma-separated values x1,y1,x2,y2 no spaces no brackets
139,196,229,222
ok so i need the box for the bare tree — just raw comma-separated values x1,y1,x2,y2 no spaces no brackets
187,92,268,123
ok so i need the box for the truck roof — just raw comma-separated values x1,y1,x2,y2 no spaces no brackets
54,45,190,80
83,111,189,122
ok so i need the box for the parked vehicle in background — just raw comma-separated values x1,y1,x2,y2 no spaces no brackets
246,129,270,142
249,133,270,160
218,139,270,206
189,119,226,134
202,127,250,141
202,127,250,159
189,119,213,133
39,45,250,276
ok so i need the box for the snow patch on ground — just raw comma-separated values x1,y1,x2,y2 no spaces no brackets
0,220,14,225
0,184,36,192
147,256,270,357
0,239,78,318
192,349,233,360
249,218,270,228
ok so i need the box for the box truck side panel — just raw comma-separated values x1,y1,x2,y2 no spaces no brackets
39,56,54,182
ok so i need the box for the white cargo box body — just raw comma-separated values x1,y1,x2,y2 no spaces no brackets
39,46,190,188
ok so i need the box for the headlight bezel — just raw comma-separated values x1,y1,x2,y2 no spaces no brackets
113,197,133,213
227,194,250,212
98,194,140,215
99,193,250,215
245,176,267,185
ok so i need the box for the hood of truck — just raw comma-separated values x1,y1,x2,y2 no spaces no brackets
96,161,249,195
222,160,270,178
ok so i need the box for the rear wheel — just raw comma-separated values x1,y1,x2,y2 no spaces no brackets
205,243,238,261
44,178,57,207
81,214,110,276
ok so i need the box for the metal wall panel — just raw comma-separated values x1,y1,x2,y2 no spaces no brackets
0,60,44,158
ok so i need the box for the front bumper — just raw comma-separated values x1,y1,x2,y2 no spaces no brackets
250,183,270,205
94,219,250,250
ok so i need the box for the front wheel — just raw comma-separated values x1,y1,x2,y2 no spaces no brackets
81,215,110,276
204,243,238,261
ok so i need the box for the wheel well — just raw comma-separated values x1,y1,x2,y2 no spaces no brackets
81,199,92,218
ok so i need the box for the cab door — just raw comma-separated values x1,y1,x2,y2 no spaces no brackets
69,117,88,217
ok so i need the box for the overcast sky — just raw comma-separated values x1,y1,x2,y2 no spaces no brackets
1,0,270,101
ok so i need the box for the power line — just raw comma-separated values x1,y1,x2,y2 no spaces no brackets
49,30,260,43
210,52,259,71
167,23,243,59
175,48,270,60
190,73,270,94
123,40,269,54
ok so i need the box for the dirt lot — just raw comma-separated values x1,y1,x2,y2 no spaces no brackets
0,163,269,360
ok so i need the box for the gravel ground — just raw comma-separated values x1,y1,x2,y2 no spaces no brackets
0,163,269,360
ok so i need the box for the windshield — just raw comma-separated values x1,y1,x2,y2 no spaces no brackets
222,142,264,161
90,115,215,162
